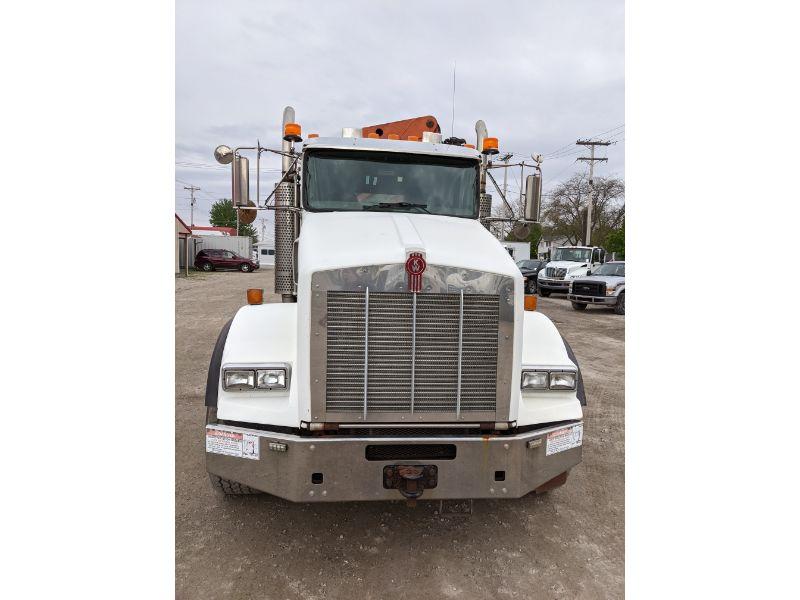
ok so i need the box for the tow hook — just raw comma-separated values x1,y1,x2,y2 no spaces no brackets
383,465,438,503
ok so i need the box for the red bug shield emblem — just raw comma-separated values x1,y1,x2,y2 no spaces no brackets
405,252,427,293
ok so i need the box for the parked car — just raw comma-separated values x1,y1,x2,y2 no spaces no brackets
194,249,259,273
567,261,625,314
516,259,546,293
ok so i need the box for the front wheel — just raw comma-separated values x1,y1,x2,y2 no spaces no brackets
200,262,214,272
571,302,587,311
240,263,251,273
614,291,625,315
209,474,262,495
525,278,537,294
538,288,551,298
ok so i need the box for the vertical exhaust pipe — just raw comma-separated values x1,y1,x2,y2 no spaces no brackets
475,120,492,229
275,106,298,302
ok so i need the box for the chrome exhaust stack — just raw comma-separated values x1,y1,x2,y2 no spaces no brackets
275,106,299,302
475,120,492,228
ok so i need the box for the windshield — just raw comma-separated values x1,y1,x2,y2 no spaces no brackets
592,263,625,277
517,260,542,269
304,150,479,218
552,248,591,263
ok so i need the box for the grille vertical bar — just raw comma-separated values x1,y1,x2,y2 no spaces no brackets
456,289,464,418
362,287,369,420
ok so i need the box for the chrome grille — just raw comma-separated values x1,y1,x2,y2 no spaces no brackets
545,267,567,279
325,291,499,415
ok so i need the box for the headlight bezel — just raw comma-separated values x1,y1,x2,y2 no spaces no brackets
521,367,578,391
222,363,292,392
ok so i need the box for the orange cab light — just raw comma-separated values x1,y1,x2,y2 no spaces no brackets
524,294,538,311
388,134,399,140
407,135,419,141
482,137,499,155
283,123,302,142
247,288,264,305
464,143,475,149
367,132,380,138
308,133,319,138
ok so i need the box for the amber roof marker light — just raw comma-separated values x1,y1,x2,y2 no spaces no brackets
482,137,499,155
283,123,302,142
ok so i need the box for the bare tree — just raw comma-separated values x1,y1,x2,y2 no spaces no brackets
541,172,624,246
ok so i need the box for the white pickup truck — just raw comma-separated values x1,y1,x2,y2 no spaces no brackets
537,246,606,297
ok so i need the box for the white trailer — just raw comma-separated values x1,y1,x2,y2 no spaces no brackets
502,241,531,262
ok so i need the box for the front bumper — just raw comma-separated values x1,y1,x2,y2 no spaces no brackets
538,278,571,291
568,293,617,305
206,421,583,502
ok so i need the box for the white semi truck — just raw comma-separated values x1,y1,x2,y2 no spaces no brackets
204,108,586,502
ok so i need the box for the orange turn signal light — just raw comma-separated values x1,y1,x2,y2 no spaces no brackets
464,143,476,149
388,133,399,140
524,294,538,311
367,132,379,139
283,123,302,142
482,137,499,155
407,135,419,141
308,133,319,138
247,288,264,305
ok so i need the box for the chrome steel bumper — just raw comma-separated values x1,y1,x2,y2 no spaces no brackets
567,293,617,304
205,421,583,502
538,279,570,290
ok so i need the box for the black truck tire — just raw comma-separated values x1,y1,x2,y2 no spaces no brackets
209,474,262,496
614,291,625,315
539,288,551,297
571,302,587,311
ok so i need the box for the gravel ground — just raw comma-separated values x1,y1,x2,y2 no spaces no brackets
176,268,624,599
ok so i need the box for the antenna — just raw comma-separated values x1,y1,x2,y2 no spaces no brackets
451,61,456,138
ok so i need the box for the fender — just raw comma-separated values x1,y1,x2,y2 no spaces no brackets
206,303,300,427
515,311,585,426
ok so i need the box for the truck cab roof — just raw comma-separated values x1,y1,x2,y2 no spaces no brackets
303,136,481,160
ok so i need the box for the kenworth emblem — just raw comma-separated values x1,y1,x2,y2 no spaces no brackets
405,252,427,293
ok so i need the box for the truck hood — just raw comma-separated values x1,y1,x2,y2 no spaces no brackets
574,275,624,285
545,260,589,271
298,211,520,278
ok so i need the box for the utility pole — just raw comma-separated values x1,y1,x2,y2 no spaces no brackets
576,140,610,245
183,185,200,226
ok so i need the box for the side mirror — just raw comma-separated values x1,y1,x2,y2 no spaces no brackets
524,174,541,221
232,155,250,207
586,269,592,275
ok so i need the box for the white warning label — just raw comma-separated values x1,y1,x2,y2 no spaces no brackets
545,424,583,456
206,428,260,460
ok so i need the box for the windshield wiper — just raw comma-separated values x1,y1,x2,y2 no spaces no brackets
363,202,430,214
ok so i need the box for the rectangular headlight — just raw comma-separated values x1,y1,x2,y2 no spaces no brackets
224,369,255,390
521,371,549,389
256,368,287,389
549,371,577,390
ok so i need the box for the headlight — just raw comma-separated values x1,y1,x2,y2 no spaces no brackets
549,371,577,390
223,364,291,391
521,368,577,391
224,369,255,390
256,368,287,389
606,286,616,295
521,370,549,389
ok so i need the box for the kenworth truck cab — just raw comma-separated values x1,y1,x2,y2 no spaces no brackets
537,246,606,297
204,108,585,502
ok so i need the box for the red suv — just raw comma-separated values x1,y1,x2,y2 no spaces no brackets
194,249,259,273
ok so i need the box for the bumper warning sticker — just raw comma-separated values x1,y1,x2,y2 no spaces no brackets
545,424,583,456
206,428,260,460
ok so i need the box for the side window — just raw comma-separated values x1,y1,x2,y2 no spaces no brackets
592,249,600,263
261,249,269,255
268,249,275,255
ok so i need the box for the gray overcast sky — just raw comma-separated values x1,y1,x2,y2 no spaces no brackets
176,0,624,233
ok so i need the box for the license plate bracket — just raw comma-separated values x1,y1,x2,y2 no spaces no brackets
383,465,438,499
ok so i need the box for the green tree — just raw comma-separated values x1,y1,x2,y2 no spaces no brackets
505,222,543,257
604,221,625,259
209,198,258,242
